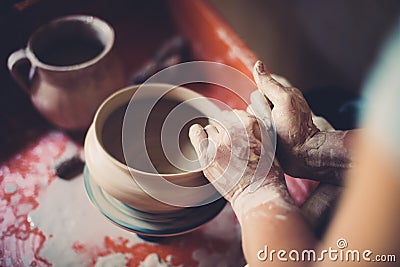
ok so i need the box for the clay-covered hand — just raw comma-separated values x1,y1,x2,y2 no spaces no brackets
251,61,319,177
188,110,285,204
251,61,354,184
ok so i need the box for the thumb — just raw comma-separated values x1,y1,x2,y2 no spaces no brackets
189,124,208,158
253,60,287,106
247,90,272,126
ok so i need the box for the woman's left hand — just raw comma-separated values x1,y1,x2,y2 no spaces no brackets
189,109,285,203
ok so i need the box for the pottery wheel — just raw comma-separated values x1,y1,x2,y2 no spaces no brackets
84,166,226,236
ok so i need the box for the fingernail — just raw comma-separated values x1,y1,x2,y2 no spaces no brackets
256,60,266,75
189,124,201,136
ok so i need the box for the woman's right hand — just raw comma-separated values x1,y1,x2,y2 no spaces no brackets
251,61,354,185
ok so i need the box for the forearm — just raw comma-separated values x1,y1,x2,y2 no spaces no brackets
295,129,361,185
232,183,317,266
301,183,343,237
315,134,400,267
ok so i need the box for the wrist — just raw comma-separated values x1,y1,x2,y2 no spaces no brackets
231,180,295,223
296,130,357,184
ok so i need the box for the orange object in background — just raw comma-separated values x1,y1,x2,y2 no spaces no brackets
168,0,257,109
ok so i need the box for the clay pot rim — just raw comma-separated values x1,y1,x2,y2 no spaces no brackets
26,15,114,71
92,83,220,178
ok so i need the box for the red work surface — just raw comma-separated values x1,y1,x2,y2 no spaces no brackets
0,0,318,266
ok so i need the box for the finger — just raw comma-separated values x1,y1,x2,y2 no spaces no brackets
253,60,286,105
204,124,219,141
208,118,224,133
312,115,335,132
271,73,292,87
189,124,208,156
216,110,237,125
246,105,253,115
232,109,257,130
204,125,220,163
248,90,272,122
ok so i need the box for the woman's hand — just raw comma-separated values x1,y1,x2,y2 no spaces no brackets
188,110,290,212
252,61,355,184
252,61,320,177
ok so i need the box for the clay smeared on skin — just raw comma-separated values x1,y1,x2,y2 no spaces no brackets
292,129,360,185
190,108,296,223
191,116,297,223
190,110,278,202
253,61,355,185
232,182,297,224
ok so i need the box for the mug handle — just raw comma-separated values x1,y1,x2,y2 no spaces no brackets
7,48,33,93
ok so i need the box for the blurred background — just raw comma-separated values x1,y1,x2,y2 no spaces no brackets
2,0,400,135
210,0,400,130
3,0,400,93
210,0,400,93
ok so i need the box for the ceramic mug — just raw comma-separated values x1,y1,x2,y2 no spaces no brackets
84,83,223,213
8,15,127,130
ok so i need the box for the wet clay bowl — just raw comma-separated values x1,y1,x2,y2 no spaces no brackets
84,83,223,219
